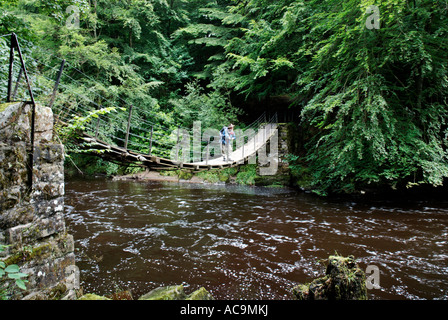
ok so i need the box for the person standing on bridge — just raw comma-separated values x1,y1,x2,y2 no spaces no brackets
221,124,236,161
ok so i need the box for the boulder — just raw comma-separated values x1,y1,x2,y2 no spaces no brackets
292,255,367,300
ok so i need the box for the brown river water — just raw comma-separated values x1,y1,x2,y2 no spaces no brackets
64,178,448,300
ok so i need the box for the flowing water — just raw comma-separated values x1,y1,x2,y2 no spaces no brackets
64,178,448,300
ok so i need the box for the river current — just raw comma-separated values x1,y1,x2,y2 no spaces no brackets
65,178,448,300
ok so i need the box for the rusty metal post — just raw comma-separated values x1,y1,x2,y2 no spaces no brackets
10,33,37,190
7,34,15,102
148,125,154,155
48,59,66,109
206,142,210,166
95,114,100,139
124,105,133,150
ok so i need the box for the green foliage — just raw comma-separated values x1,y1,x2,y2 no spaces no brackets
2,0,448,194
208,0,303,99
59,107,124,139
169,80,241,129
209,0,448,194
56,106,124,152
178,170,194,180
295,0,448,194
195,167,239,184
56,106,129,176
0,0,239,162
0,245,28,299
235,164,258,185
195,170,221,184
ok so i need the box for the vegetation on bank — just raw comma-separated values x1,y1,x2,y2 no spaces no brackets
1,0,448,195
194,164,259,185
65,155,267,187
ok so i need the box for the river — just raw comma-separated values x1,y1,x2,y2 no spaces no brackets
64,178,448,300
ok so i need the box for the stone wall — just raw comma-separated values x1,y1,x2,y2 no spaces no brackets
0,102,79,300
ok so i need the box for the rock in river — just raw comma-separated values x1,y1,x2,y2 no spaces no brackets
292,254,367,300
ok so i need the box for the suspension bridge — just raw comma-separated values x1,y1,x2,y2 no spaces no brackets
1,33,279,175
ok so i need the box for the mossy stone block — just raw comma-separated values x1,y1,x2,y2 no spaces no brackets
186,287,214,300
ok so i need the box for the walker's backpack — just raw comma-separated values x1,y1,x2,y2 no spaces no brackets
220,127,227,143
220,127,226,136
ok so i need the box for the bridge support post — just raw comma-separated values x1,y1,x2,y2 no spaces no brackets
254,130,256,151
175,127,180,161
95,114,100,139
148,125,154,155
263,124,266,145
124,105,133,150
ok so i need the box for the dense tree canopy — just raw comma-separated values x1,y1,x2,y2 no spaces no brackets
1,0,448,194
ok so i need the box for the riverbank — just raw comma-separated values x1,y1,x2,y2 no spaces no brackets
66,153,448,199
112,169,209,184
112,164,292,189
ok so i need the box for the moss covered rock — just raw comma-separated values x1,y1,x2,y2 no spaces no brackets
178,170,194,181
292,255,367,300
254,174,290,187
78,293,112,300
0,102,20,114
138,285,214,300
139,285,187,300
186,287,214,300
